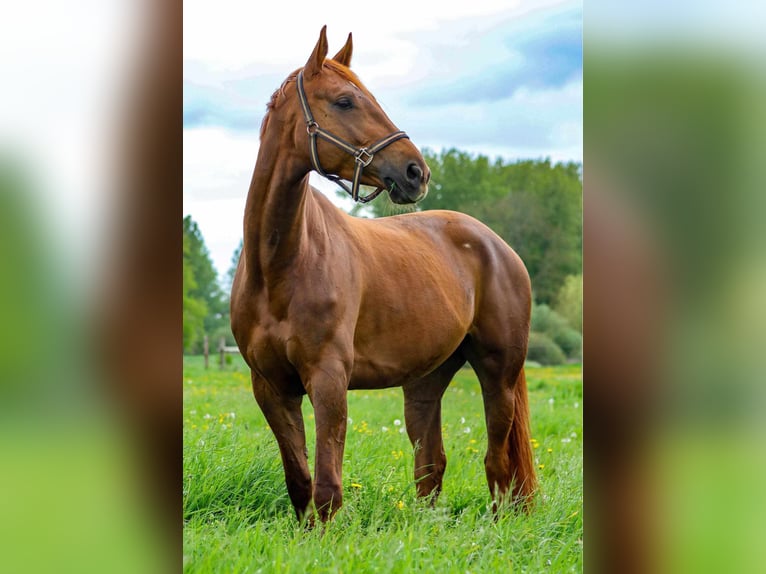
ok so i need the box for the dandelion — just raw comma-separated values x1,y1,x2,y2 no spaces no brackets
460,416,466,424
463,427,471,434
351,483,363,489
393,419,401,426
538,464,545,470
382,426,389,432
547,448,553,453
395,500,405,510
203,413,212,420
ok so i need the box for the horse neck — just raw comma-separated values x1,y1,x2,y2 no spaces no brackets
243,123,317,287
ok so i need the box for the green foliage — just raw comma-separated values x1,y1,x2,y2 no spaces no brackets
183,216,228,353
364,150,582,304
224,239,243,296
529,303,581,363
531,302,569,335
183,358,582,572
526,331,567,366
210,324,236,349
555,274,582,333
183,234,207,351
553,328,582,361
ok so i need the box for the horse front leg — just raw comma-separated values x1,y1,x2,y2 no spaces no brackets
251,372,312,522
303,361,349,522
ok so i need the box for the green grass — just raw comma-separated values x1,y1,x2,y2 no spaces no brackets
183,356,582,573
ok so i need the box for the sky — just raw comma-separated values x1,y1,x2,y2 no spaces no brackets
183,0,583,280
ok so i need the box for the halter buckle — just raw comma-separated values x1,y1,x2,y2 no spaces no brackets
306,121,319,135
355,148,373,167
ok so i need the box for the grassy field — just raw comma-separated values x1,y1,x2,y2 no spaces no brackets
183,355,582,573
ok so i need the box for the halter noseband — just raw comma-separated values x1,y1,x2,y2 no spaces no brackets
296,70,410,203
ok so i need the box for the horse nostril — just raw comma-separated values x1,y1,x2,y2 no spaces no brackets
406,162,423,183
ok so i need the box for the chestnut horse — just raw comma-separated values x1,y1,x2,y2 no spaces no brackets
231,27,536,523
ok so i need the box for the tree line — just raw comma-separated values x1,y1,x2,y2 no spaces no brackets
183,151,582,363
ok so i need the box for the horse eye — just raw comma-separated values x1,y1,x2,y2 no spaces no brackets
334,97,353,110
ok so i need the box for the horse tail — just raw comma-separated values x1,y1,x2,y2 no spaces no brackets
509,367,537,507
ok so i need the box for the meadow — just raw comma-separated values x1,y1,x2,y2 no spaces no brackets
183,355,582,573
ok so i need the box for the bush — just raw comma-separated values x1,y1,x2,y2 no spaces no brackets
530,302,581,360
554,327,582,360
555,274,582,333
526,332,567,365
531,303,570,335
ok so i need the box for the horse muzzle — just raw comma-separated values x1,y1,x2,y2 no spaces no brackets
382,161,430,204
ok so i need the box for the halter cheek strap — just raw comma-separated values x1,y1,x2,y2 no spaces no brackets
296,70,410,203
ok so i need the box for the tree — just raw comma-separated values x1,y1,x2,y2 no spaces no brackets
224,239,243,296
183,234,207,351
478,159,582,303
183,216,229,352
183,216,227,333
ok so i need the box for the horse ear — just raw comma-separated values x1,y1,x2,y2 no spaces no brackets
332,33,353,67
304,25,329,77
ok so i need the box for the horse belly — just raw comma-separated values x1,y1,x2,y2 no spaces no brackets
348,306,469,390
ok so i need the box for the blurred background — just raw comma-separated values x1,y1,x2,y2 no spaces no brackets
585,1,766,572
2,0,765,572
0,0,179,572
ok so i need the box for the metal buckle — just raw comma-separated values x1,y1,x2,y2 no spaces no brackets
355,148,373,167
306,121,319,135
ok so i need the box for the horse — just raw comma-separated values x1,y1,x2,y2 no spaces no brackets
231,26,536,523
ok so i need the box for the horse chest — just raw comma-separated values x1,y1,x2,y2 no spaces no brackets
245,330,290,383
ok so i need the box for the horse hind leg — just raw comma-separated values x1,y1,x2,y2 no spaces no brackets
251,372,313,522
402,351,465,503
467,349,537,510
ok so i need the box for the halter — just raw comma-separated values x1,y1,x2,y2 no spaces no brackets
296,70,410,203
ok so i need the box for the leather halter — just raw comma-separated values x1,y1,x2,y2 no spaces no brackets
296,70,410,203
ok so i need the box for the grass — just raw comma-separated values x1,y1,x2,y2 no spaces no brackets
183,355,582,573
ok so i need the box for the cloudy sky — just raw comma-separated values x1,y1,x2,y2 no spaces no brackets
183,0,583,279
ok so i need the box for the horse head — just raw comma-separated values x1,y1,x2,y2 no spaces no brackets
294,26,430,204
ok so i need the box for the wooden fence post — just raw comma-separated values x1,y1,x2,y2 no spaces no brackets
219,337,226,370
203,334,209,370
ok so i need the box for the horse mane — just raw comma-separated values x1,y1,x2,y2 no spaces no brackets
259,60,376,140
